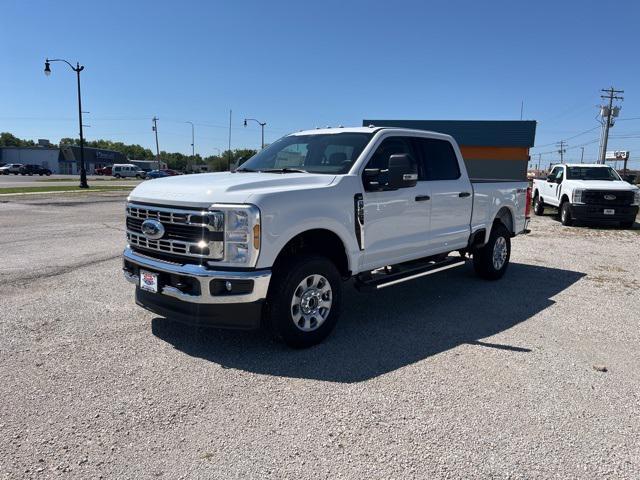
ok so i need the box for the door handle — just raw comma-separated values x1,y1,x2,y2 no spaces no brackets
415,195,430,202
458,192,471,198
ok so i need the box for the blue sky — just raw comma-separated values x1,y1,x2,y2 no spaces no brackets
2,0,639,167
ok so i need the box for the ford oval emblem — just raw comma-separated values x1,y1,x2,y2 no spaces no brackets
141,219,165,240
604,194,616,201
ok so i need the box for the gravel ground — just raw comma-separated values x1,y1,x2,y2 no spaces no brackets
1,194,639,479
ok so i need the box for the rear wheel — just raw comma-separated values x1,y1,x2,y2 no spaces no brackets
265,255,342,348
560,201,573,226
115,174,121,178
473,223,511,280
533,194,544,215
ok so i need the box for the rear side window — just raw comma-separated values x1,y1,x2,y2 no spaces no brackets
412,138,461,181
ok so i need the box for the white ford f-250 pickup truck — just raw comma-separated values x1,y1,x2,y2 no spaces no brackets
123,126,531,347
532,163,640,227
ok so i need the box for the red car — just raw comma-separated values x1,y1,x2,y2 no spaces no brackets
161,169,181,176
96,166,112,176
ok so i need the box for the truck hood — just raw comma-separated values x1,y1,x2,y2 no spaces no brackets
127,172,337,208
570,180,638,191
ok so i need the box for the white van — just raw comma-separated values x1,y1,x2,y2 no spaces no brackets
112,164,145,179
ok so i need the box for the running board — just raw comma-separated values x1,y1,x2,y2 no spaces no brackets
354,256,467,291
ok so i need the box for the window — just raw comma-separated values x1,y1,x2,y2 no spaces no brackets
554,167,564,182
240,132,373,174
412,137,460,181
566,166,620,181
366,137,415,170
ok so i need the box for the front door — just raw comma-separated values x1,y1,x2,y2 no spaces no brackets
360,136,431,270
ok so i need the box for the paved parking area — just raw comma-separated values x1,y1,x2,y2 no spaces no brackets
0,174,140,188
1,193,639,479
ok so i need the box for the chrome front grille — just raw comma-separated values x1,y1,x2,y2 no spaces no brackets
125,203,224,260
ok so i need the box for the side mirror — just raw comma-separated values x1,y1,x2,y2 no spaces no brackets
387,153,418,189
363,153,418,191
547,175,555,182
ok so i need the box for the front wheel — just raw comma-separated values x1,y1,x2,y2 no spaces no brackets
560,201,573,226
265,255,342,348
473,223,511,280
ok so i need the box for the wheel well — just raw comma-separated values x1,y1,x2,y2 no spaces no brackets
560,194,570,204
274,229,350,278
494,207,514,234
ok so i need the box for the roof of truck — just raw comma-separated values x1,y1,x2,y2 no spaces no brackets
560,163,609,168
290,126,450,137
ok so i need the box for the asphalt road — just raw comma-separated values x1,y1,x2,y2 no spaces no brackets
1,193,639,479
0,174,141,188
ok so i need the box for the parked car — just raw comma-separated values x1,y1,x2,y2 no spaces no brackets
19,164,52,176
0,163,23,175
95,166,112,176
161,169,181,176
112,164,145,179
123,126,531,348
532,163,640,228
145,170,170,179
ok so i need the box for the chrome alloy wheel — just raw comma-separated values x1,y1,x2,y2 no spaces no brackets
290,274,333,332
492,236,508,270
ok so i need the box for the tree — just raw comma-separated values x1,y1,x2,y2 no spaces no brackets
0,132,36,147
204,149,257,171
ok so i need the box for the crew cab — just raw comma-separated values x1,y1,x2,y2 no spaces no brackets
122,127,531,347
532,163,639,228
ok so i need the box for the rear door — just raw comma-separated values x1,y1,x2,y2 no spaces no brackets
360,135,432,269
413,136,472,253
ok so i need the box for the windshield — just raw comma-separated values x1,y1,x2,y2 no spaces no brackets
566,166,621,181
238,132,374,174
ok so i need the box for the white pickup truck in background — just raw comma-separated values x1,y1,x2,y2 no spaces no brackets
123,126,531,347
532,163,640,227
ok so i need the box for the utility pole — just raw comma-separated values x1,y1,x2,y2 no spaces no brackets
598,87,624,164
537,153,541,170
152,117,161,170
185,121,195,172
580,147,584,163
557,140,567,164
227,109,232,171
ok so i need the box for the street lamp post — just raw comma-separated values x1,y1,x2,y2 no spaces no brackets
243,118,267,149
44,58,89,188
185,121,195,172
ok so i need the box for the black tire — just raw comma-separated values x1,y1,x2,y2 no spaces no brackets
560,201,573,226
115,174,121,178
620,221,634,229
473,223,511,280
265,255,342,348
533,194,544,216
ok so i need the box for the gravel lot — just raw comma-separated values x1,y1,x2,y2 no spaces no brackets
1,193,639,479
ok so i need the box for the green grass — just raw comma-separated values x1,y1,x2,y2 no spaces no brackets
0,185,134,195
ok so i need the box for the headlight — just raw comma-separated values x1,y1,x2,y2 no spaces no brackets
572,189,585,204
633,189,640,206
207,204,260,266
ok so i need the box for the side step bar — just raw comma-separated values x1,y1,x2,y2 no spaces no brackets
354,256,467,291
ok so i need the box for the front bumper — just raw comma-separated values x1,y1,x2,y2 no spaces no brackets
123,247,271,329
570,204,639,222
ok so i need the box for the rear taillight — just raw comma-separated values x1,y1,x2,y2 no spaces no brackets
525,186,532,219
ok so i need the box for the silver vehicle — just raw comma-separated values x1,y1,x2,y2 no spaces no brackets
0,163,24,175
112,164,145,179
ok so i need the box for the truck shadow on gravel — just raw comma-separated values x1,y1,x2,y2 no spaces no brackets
151,263,585,383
